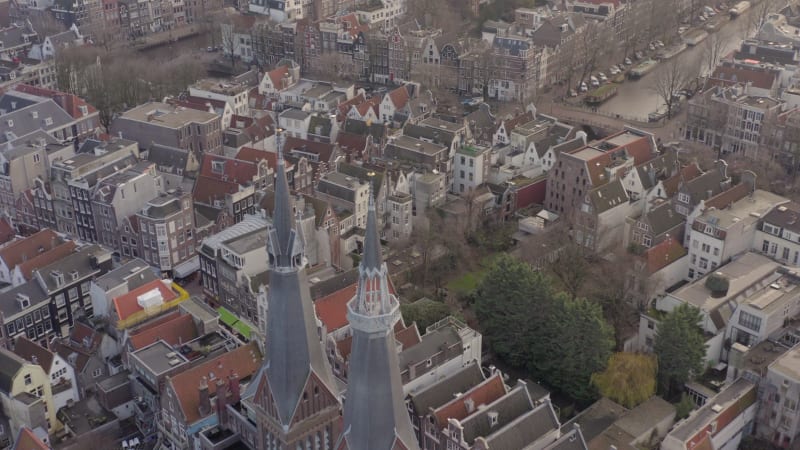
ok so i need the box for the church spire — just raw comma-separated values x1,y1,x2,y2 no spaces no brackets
339,181,420,450
259,145,338,429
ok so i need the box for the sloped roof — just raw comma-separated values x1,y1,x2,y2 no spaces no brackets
682,167,728,205
283,136,336,163
15,84,97,119
314,280,397,332
0,229,63,271
589,179,629,214
12,427,49,450
17,240,77,281
705,183,750,209
496,111,534,135
483,399,560,449
0,349,25,393
644,200,685,236
112,280,178,322
0,218,14,244
460,383,533,443
128,313,197,350
266,65,290,90
336,131,368,154
636,152,678,191
433,373,506,427
169,342,262,425
12,337,55,372
710,64,778,90
408,362,485,415
199,154,259,184
387,85,410,110
192,176,240,205
646,237,687,273
661,162,703,197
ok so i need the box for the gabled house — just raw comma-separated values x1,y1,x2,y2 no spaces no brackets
258,62,301,96
12,336,79,411
492,111,534,147
379,85,411,123
0,348,60,437
50,322,116,397
159,342,262,449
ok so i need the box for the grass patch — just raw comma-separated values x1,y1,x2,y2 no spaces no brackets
448,271,484,295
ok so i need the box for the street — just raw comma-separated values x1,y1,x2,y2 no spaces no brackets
598,4,762,118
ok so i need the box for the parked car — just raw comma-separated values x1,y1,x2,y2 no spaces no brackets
579,82,588,92
207,46,214,52
699,15,707,21
609,66,620,75
624,57,633,65
635,51,644,59
655,40,664,47
569,89,578,97
678,26,688,34
590,76,600,87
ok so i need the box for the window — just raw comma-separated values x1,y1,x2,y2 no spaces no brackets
23,374,31,385
678,192,690,203
763,240,770,252
771,243,778,255
643,236,652,248
713,247,720,256
701,243,710,253
647,320,655,330
739,311,762,332
68,288,78,300
92,368,102,378
699,257,709,269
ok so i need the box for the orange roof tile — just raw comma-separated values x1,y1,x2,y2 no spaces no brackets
315,281,398,333
387,86,410,110
128,313,197,350
645,237,687,273
432,373,506,427
267,66,290,91
0,217,15,245
395,324,421,350
12,427,49,450
18,241,77,280
192,175,240,205
661,163,703,197
12,336,55,372
169,342,262,424
199,154,259,184
0,229,62,270
112,280,179,322
705,183,750,210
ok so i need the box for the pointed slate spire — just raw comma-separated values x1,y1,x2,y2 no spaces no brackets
361,178,382,272
259,144,338,428
339,175,419,450
270,146,297,268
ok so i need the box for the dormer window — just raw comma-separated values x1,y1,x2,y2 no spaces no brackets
17,294,30,309
488,411,499,427
51,270,64,287
69,270,79,281
211,160,225,174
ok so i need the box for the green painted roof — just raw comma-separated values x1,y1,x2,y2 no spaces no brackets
217,307,253,339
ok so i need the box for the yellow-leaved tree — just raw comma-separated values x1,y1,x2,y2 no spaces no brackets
592,352,657,408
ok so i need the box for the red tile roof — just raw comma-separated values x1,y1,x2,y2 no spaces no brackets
645,237,687,273
709,64,778,90
236,147,273,165
337,93,366,119
705,183,750,210
199,154,260,184
169,342,262,425
395,323,421,350
267,66,290,91
433,373,506,427
387,85,410,110
0,229,62,271
13,428,49,450
19,241,77,280
192,175,241,205
582,132,656,186
12,336,55,372
113,280,179,322
336,131,368,155
661,163,703,197
315,281,398,333
339,13,369,38
0,217,15,245
15,84,97,119
128,313,197,350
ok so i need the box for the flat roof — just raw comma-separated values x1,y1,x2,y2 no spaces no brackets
222,229,268,255
771,343,800,381
699,189,787,228
392,135,448,156
668,378,756,441
120,102,218,128
420,117,464,133
670,252,779,312
131,340,188,375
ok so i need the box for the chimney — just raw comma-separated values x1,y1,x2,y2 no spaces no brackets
228,370,240,404
198,377,211,416
215,378,230,426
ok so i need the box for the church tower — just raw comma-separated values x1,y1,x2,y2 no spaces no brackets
337,183,419,450
246,150,341,449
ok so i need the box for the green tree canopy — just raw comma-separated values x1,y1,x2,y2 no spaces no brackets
400,298,451,331
474,254,556,368
475,254,614,403
653,304,707,397
592,353,657,408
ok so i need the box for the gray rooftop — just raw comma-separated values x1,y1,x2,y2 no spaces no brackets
35,245,111,293
0,280,49,319
391,135,448,156
0,349,25,393
131,340,189,375
92,259,156,292
280,108,310,121
0,97,73,144
117,102,219,128
408,362,484,414
667,378,756,441
222,228,268,255
399,325,461,369
483,397,560,449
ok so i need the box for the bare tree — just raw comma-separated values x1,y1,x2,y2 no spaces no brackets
651,56,699,119
219,15,239,69
309,52,349,83
28,12,66,36
701,32,726,75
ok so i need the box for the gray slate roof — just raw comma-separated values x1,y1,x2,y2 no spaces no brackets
0,280,49,319
636,151,677,191
0,97,73,144
403,123,455,147
589,179,629,214
0,350,25,393
460,383,533,443
147,144,191,174
644,200,685,236
483,398,560,449
408,362,484,415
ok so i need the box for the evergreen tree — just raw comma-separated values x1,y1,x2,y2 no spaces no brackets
653,304,707,397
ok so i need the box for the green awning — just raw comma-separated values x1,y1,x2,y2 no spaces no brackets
233,321,252,340
217,307,252,339
217,307,238,327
